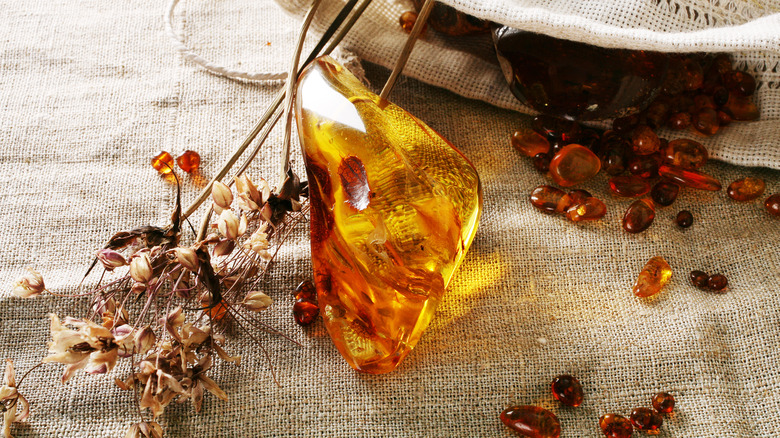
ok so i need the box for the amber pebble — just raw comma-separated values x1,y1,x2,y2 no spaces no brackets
399,11,423,33
717,110,733,126
151,151,174,175
557,189,594,214
682,57,704,91
632,256,672,298
512,128,551,157
500,406,561,438
566,197,607,222
676,210,693,228
532,115,581,143
693,94,716,110
551,375,584,407
692,108,719,136
644,101,669,129
707,274,728,292
727,177,765,202
533,153,551,173
609,176,651,198
630,407,663,431
664,139,708,170
294,279,317,301
667,112,691,130
765,194,780,217
723,91,759,121
712,54,732,75
652,392,675,414
602,149,627,176
723,70,756,96
631,125,661,155
651,181,680,207
599,413,634,438
690,270,709,289
549,144,601,187
628,153,661,179
658,165,722,191
293,299,319,326
623,199,655,234
530,185,567,214
176,150,200,173
713,86,729,107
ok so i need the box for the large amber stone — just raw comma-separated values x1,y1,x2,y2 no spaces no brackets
295,57,482,374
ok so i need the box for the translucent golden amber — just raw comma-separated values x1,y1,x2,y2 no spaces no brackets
665,139,708,170
500,406,561,438
549,144,601,187
658,165,722,191
599,413,633,438
176,150,201,173
295,57,482,374
151,151,174,175
632,256,672,298
652,392,675,413
727,177,765,202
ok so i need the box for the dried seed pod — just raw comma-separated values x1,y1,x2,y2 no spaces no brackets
243,291,273,312
212,181,234,211
96,249,128,271
174,247,199,272
129,252,153,283
134,326,156,355
12,267,45,298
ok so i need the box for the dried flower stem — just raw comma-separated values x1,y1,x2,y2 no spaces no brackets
379,0,435,100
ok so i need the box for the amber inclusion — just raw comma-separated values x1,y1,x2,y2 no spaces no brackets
295,57,482,374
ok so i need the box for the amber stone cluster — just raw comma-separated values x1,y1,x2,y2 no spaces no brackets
151,150,201,174
689,270,728,292
292,279,319,326
529,186,606,222
500,374,583,437
600,392,675,436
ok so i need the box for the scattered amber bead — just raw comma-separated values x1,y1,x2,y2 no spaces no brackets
533,153,551,173
293,299,319,326
500,406,561,438
151,151,175,175
667,112,692,130
712,54,732,75
602,149,627,176
599,413,634,438
632,256,672,298
707,274,728,292
652,392,675,414
549,144,601,187
665,139,708,170
623,199,655,234
690,270,709,289
675,210,693,228
551,375,583,407
609,176,651,198
512,128,551,157
692,108,719,136
765,194,780,217
658,165,722,191
631,125,661,155
628,153,661,179
630,407,663,431
532,115,581,143
558,189,593,214
723,91,759,121
723,70,756,96
651,181,680,207
399,11,422,33
294,279,316,301
727,177,765,202
176,150,201,173
566,197,607,222
530,185,568,214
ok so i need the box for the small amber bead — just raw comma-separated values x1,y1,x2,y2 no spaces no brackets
690,270,709,289
727,177,765,202
658,165,722,191
512,128,551,157
533,153,551,173
650,181,680,207
628,153,661,179
599,413,633,438
557,189,593,213
652,392,675,414
667,112,692,130
676,210,693,228
713,86,730,106
609,176,651,198
294,279,317,301
766,194,780,217
398,11,422,33
530,185,568,214
549,144,601,187
623,199,655,234
500,406,561,438
723,91,759,121
630,407,663,431
692,108,720,136
151,151,175,175
293,299,319,326
631,125,660,155
176,150,201,173
566,197,607,222
665,139,708,170
632,256,672,298
717,110,733,126
707,274,728,292
551,375,583,407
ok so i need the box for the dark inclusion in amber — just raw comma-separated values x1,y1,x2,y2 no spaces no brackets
493,26,669,120
411,0,490,36
501,406,561,438
551,375,584,407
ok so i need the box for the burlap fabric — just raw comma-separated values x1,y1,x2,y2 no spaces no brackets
1,0,779,437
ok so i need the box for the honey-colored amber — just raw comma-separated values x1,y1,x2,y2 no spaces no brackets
551,375,583,407
690,270,709,290
658,165,722,191
652,392,675,414
628,153,661,179
599,413,633,438
293,299,319,326
500,406,561,438
665,139,708,170
766,194,780,217
566,197,607,222
558,189,593,214
609,176,651,198
295,56,482,374
707,274,728,292
630,407,663,431
399,11,420,33
623,199,655,234
631,125,661,155
294,279,316,301
693,108,719,135
530,185,567,214
176,150,200,173
632,256,672,298
549,144,601,187
651,181,680,207
151,151,174,175
723,91,759,121
512,128,551,157
727,177,765,202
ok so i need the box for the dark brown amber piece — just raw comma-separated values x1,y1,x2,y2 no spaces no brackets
682,57,704,91
690,270,709,289
533,153,551,172
500,406,561,438
643,101,669,129
551,375,583,407
151,151,174,175
665,139,708,170
723,70,756,96
717,110,733,126
293,299,319,326
651,181,680,207
631,125,661,155
693,94,716,111
599,413,633,438
532,115,581,143
766,194,780,217
613,115,639,133
176,150,201,173
512,128,551,157
294,279,316,301
652,392,675,414
727,177,765,202
723,91,759,121
411,0,490,36
707,274,728,292
633,256,672,298
399,11,423,33
676,210,693,228
667,112,692,130
530,185,567,214
566,197,607,222
658,165,722,191
609,176,651,198
549,144,601,187
713,86,730,106
630,407,663,431
623,199,655,234
628,153,661,179
602,149,627,176
692,108,719,136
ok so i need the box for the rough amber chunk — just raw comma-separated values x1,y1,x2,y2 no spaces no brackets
766,194,780,217
500,406,561,438
549,144,601,187
512,128,551,157
295,57,482,374
723,91,759,121
631,125,660,155
723,71,756,96
727,177,765,202
632,256,672,298
566,197,606,222
650,181,680,207
609,176,651,198
665,139,708,170
623,199,655,234
667,112,691,130
176,150,200,173
652,392,675,413
293,299,319,326
658,165,722,191
294,279,316,301
599,413,633,438
693,108,719,135
630,407,663,431
151,151,174,175
551,375,583,407
530,185,567,214
676,210,693,228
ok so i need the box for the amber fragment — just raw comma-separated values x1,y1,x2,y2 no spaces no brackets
707,274,728,292
294,279,316,301
675,210,693,228
765,194,780,217
727,177,765,202
650,181,680,207
500,406,561,438
623,199,655,233
630,407,663,431
599,413,633,438
609,176,651,198
562,189,593,207
398,11,422,33
632,256,672,298
665,139,708,170
723,70,756,96
551,375,583,407
723,91,759,121
652,392,675,414
549,144,601,187
690,270,709,289
532,115,581,143
566,197,607,222
631,125,661,155
692,108,719,135
293,299,319,326
295,56,482,374
512,128,551,157
682,57,704,90
411,0,490,36
667,112,691,130
151,151,174,175
628,153,661,179
533,153,551,172
530,185,567,214
658,165,722,191
602,148,626,176
176,150,200,173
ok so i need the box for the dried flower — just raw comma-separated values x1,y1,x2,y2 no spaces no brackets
173,247,199,272
234,175,268,211
96,249,127,271
125,421,163,438
134,326,156,355
211,181,233,213
243,291,273,312
213,239,235,257
129,252,153,284
1,360,29,438
11,267,45,299
217,211,246,240
243,222,271,258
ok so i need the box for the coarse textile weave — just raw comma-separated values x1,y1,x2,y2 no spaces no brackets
0,0,779,437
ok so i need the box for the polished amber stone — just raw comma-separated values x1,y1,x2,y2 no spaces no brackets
658,165,722,191
650,181,680,207
493,27,668,121
623,199,655,234
723,91,759,121
682,57,704,90
723,70,756,96
690,270,709,289
398,11,422,34
295,57,482,374
632,256,672,298
602,148,627,176
530,185,567,214
630,407,663,431
411,0,490,36
652,392,675,414
766,194,780,217
558,189,593,214
628,153,661,179
176,150,200,173
692,108,719,135
294,279,316,301
549,144,601,187
727,177,765,202
665,139,708,170
532,115,581,143
566,197,607,222
631,125,661,155
151,151,174,175
667,112,692,130
500,406,561,438
599,413,634,438
512,128,551,157
675,210,693,228
551,375,583,407
609,176,651,198
707,274,728,292
533,153,551,172
293,299,319,326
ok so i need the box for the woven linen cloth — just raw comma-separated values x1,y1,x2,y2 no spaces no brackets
274,0,780,170
1,0,779,437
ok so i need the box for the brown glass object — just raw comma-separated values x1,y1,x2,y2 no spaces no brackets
549,144,601,187
151,151,174,175
707,274,728,292
566,197,607,222
690,270,709,290
676,210,693,228
727,177,765,202
175,150,200,173
651,181,680,207
766,194,780,217
623,199,655,234
551,375,583,407
599,413,633,438
411,0,490,36
609,176,651,198
532,115,582,143
493,26,668,120
652,392,675,414
630,407,663,431
293,299,319,326
658,165,722,191
633,256,672,298
500,406,561,438
665,139,708,170
530,185,567,214
513,128,551,157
